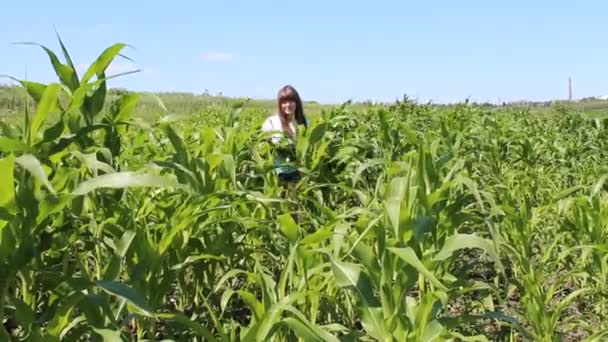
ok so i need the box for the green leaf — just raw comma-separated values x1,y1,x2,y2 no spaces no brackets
329,259,384,339
81,43,130,83
236,290,265,321
55,31,79,82
46,292,85,337
41,113,66,143
48,124,108,155
332,222,349,257
80,44,136,122
421,319,446,341
283,317,325,342
592,173,608,197
377,109,392,144
11,297,35,328
66,71,138,115
214,268,249,292
16,42,79,91
92,328,123,342
104,230,138,280
158,215,197,256
16,78,48,104
351,159,386,188
388,247,447,291
0,220,15,262
28,327,59,342
161,122,189,166
36,194,71,225
309,122,327,145
170,253,225,270
30,83,61,141
15,154,55,194
413,215,433,243
96,280,154,317
433,234,504,275
72,171,177,196
580,327,608,342
555,288,596,319
300,227,333,245
103,257,122,281
0,137,30,153
71,151,115,174
384,177,414,240
82,72,107,121
283,306,341,342
0,155,15,210
358,305,385,340
222,154,236,185
80,295,107,329
552,185,585,202
331,258,380,307
0,121,22,139
277,213,300,244
456,176,484,212
113,93,139,122
351,240,381,274
252,293,303,341
115,230,137,258
220,289,235,313
157,312,218,342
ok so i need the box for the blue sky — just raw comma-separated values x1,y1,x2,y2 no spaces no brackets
1,1,606,104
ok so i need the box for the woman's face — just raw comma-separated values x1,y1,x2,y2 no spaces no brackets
281,99,296,117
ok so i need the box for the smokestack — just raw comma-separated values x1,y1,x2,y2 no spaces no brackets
568,77,573,101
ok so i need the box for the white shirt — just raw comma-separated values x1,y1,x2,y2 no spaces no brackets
261,114,297,135
262,114,307,144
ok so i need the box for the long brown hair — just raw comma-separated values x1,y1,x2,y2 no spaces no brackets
277,85,307,136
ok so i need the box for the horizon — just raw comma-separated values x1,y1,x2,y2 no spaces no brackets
2,81,597,106
1,1,607,104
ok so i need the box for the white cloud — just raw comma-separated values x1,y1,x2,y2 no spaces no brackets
201,52,235,62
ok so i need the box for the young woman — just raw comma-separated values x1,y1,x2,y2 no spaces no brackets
261,85,308,184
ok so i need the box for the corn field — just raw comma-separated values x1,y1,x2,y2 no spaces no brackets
1,38,608,341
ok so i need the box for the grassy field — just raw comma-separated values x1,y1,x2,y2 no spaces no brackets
0,84,336,124
3,82,607,126
2,39,608,341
